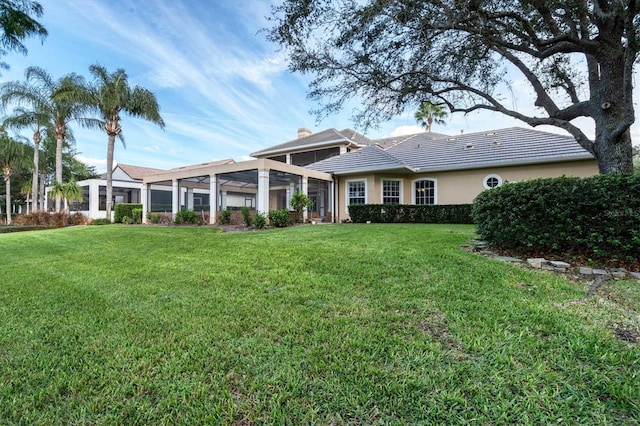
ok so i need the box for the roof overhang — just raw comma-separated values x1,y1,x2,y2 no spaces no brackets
251,138,363,158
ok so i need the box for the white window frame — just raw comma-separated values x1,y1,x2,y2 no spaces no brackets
381,178,403,205
483,174,503,189
411,178,438,205
345,179,367,211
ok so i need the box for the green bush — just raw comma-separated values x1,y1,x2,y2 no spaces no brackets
175,208,200,225
92,218,111,226
254,211,267,229
131,208,142,224
114,203,142,224
218,209,232,225
147,212,162,224
268,209,291,228
473,174,640,260
240,206,253,227
348,204,474,224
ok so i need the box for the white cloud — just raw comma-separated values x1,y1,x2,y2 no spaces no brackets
75,155,109,173
389,125,424,137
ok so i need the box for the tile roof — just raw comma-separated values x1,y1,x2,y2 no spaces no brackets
110,163,168,180
308,144,412,174
308,127,594,175
168,158,235,172
251,128,373,157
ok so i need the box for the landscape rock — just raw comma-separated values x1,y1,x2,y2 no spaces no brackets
548,260,571,268
495,256,523,263
630,272,640,280
579,267,594,275
527,258,546,268
593,269,609,275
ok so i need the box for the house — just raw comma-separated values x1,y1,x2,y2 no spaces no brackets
306,127,598,221
137,126,597,224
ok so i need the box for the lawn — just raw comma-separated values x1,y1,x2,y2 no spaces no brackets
0,224,638,424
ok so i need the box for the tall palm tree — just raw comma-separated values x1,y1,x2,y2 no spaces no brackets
0,107,49,210
0,67,97,212
415,102,448,132
0,133,29,224
86,64,164,219
0,0,47,74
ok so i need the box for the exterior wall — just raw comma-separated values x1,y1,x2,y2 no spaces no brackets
335,159,598,222
111,167,134,181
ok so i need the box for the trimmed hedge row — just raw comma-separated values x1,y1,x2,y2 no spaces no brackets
114,203,143,224
348,204,474,224
473,174,640,260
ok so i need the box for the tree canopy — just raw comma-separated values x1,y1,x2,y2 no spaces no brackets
0,0,47,72
268,0,640,174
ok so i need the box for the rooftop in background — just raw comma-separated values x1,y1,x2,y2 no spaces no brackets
250,128,375,158
309,127,594,174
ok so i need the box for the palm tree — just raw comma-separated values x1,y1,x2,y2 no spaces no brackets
415,102,448,132
49,178,82,214
0,0,47,74
0,67,97,212
0,133,29,224
86,64,165,219
0,107,49,211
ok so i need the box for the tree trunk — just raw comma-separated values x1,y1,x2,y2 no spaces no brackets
55,134,63,212
593,127,634,174
32,137,39,211
4,170,11,225
105,133,116,221
39,171,46,211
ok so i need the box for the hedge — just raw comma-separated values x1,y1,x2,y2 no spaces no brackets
473,174,640,260
348,204,474,224
114,203,143,224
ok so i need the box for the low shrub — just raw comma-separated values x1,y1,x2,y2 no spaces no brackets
473,174,640,260
147,212,162,224
13,211,52,226
114,204,142,224
70,213,90,225
51,213,68,228
218,209,232,225
348,204,474,224
91,218,111,225
254,211,267,229
240,206,253,227
175,208,200,225
268,209,291,228
131,208,143,224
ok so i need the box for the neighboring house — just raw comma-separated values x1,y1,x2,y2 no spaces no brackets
306,127,598,222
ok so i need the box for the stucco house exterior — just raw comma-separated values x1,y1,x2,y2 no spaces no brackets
64,126,598,224
251,126,598,222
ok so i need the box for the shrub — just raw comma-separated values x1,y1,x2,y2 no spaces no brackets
348,204,474,224
51,212,68,228
218,209,232,225
147,212,162,224
240,206,253,227
175,208,200,225
268,209,291,228
290,191,312,223
70,213,90,225
473,174,640,260
92,218,112,225
254,211,267,229
114,204,142,224
131,208,143,224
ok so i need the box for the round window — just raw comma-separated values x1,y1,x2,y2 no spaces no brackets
483,174,502,189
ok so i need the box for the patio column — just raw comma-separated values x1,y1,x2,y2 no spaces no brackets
221,191,227,210
186,187,194,210
287,182,296,210
141,183,149,224
172,179,179,217
89,181,100,219
302,176,309,221
257,168,270,214
286,153,291,165
209,174,218,224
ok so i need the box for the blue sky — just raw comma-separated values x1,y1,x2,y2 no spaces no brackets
1,1,636,173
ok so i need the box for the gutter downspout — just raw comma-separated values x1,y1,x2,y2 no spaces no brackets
332,173,338,223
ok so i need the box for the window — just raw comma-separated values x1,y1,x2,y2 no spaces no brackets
382,179,401,204
414,179,436,205
483,174,503,189
347,180,366,205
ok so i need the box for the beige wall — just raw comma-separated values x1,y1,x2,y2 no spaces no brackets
335,159,598,222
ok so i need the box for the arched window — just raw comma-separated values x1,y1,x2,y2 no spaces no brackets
413,179,437,205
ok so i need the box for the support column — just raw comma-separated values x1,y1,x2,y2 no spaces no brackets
89,182,100,219
286,153,291,165
288,182,296,210
257,169,270,214
209,175,218,224
172,179,179,217
302,176,309,221
141,183,149,224
186,187,194,210
221,191,228,210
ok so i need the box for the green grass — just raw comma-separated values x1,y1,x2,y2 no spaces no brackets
1,224,638,424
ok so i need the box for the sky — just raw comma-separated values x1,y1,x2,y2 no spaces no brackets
1,0,638,173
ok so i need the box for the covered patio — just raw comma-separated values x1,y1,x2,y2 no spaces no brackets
141,158,334,224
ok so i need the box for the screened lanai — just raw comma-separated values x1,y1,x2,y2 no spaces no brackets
141,159,334,224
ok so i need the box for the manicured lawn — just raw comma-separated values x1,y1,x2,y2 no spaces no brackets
1,224,638,424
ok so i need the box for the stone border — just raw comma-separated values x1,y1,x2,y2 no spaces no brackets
472,241,640,280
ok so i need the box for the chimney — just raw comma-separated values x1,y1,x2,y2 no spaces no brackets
298,127,312,139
